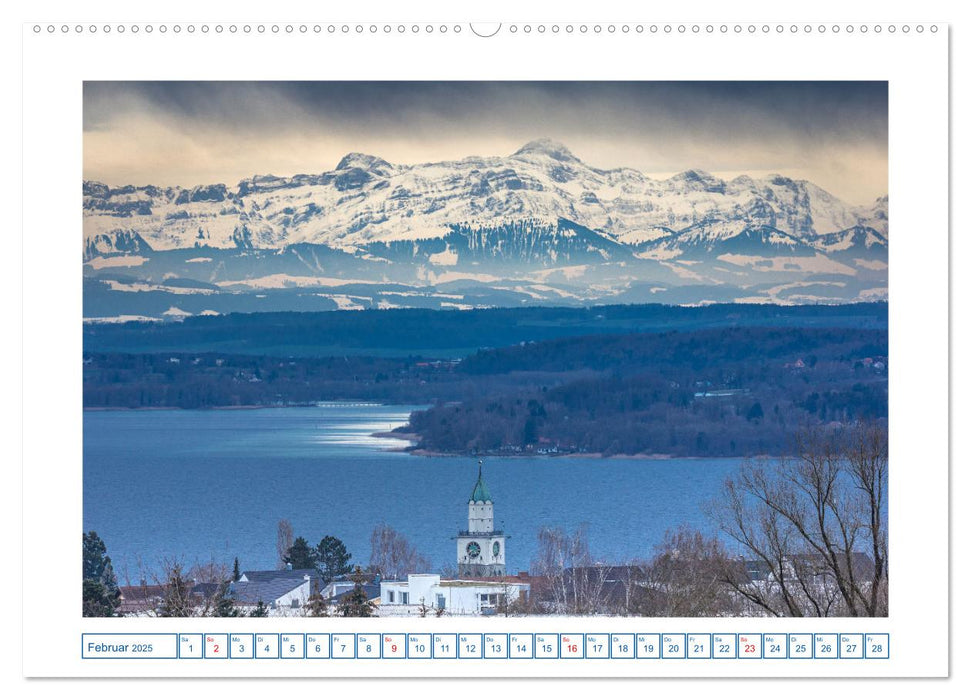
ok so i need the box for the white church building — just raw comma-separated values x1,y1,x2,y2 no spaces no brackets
379,461,529,616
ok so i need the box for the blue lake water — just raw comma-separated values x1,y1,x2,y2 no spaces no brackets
83,404,747,579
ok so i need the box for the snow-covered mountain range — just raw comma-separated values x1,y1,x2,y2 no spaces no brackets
82,138,888,320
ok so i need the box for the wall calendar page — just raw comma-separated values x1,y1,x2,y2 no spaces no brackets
16,0,954,691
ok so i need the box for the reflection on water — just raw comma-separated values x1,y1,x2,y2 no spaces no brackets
310,420,411,449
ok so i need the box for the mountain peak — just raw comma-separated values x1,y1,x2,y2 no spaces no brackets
512,138,579,163
669,169,726,194
336,152,393,174
671,168,716,181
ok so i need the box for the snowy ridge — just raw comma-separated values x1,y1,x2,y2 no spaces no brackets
83,139,886,257
81,139,888,316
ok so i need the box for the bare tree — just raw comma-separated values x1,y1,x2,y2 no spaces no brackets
187,559,230,586
276,519,294,570
630,527,744,617
531,524,611,614
156,561,195,617
494,579,521,617
614,559,648,616
505,585,541,616
369,524,431,580
186,559,239,617
709,422,888,617
116,557,244,618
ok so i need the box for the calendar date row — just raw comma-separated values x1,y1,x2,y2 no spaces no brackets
82,632,889,660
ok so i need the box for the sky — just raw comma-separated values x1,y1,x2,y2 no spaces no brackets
83,81,888,205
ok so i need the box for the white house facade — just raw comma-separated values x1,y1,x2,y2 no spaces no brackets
379,574,529,616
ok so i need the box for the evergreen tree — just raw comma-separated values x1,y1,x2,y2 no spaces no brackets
286,537,315,569
305,579,329,617
250,600,269,617
232,557,241,582
746,401,764,422
82,579,120,617
83,531,110,581
336,566,376,618
212,582,242,618
82,531,120,617
522,416,538,446
315,536,352,583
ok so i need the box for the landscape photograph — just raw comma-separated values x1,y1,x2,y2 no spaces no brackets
82,81,888,619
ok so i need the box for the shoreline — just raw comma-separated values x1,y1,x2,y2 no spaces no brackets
84,401,392,412
372,430,420,442
84,404,294,411
83,407,781,460
376,438,780,461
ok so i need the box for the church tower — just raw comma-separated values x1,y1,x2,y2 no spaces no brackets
456,460,507,577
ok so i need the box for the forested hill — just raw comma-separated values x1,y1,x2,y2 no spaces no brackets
458,326,886,375
83,302,887,357
83,303,888,458
404,326,888,458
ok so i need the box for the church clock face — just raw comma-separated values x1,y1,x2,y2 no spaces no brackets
466,541,481,559
493,541,501,556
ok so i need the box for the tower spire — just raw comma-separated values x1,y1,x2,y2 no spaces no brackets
470,459,491,503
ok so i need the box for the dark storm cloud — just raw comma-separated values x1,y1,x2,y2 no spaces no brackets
83,81,887,204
